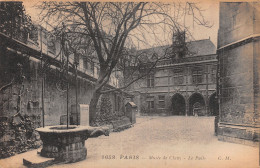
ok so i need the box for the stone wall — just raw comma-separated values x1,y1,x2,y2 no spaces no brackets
217,2,260,146
0,45,126,157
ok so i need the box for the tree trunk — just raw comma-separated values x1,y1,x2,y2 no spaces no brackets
89,89,101,125
89,69,110,125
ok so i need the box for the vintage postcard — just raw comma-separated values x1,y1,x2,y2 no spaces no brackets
0,0,259,168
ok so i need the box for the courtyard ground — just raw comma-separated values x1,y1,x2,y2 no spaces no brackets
0,116,259,168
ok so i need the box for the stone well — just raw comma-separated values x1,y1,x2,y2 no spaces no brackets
36,125,95,163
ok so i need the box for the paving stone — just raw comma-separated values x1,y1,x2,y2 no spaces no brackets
23,154,56,168
0,116,259,168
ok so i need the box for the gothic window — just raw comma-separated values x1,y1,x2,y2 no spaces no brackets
211,67,216,83
173,68,184,85
90,61,94,73
147,73,155,88
83,57,88,70
28,25,38,44
47,34,56,55
192,67,203,84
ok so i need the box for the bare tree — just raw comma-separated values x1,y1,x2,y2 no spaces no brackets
37,2,211,123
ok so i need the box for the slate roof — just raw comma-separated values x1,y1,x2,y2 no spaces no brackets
136,39,216,62
186,39,216,56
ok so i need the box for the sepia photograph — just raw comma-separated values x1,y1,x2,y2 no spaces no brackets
0,0,259,167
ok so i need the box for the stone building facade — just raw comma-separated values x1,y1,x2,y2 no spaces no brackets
0,26,126,124
0,4,128,157
128,38,218,116
217,2,260,146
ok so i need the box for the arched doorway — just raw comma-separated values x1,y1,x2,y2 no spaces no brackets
209,92,219,116
171,93,186,115
189,93,206,116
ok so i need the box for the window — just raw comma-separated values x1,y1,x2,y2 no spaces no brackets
41,31,48,46
97,66,100,75
147,101,154,110
151,53,158,60
173,68,184,85
158,95,165,108
83,58,88,70
28,26,38,43
90,62,94,73
147,96,154,111
74,54,79,65
211,68,216,83
48,36,56,55
147,73,155,88
192,67,203,84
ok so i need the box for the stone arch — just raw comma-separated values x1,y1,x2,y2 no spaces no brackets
188,92,206,116
209,92,219,116
171,93,186,115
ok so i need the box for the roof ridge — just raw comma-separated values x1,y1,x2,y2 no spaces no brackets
187,38,211,43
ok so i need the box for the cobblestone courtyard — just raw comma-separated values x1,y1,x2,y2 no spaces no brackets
0,116,259,168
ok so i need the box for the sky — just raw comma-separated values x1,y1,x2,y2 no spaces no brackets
23,1,219,49
190,1,219,47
